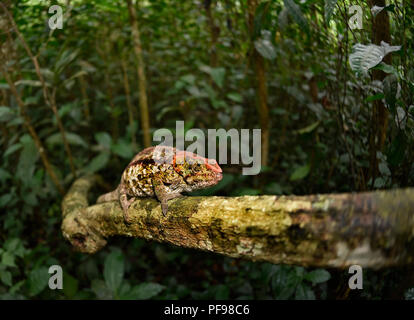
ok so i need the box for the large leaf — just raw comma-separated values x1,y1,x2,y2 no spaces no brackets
304,269,331,285
95,132,112,149
254,38,276,60
200,66,226,88
103,250,124,293
54,49,80,75
0,271,12,286
349,42,401,75
46,132,88,148
0,106,15,122
253,1,271,38
1,251,16,267
371,5,384,17
16,135,38,183
84,152,110,173
295,283,316,300
126,282,165,300
290,164,310,181
283,0,309,32
210,68,226,89
28,267,49,296
14,79,42,87
111,140,134,159
383,74,398,111
63,272,79,299
324,0,338,23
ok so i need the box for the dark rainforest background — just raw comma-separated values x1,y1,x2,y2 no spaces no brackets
1,0,414,300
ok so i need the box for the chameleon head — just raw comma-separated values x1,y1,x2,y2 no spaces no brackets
173,151,222,190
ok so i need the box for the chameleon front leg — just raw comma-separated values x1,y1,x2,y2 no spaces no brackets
153,177,183,216
119,183,135,223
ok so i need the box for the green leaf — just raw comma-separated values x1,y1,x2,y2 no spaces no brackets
227,93,243,103
253,1,271,38
325,0,338,23
0,271,12,286
290,164,310,181
233,188,261,196
349,42,401,75
63,273,79,299
214,284,230,300
28,267,49,296
200,66,226,88
372,62,398,77
95,132,112,149
371,5,384,17
180,74,196,84
297,121,320,134
3,143,22,158
91,279,113,300
0,82,9,89
383,74,398,111
371,4,395,17
0,106,15,122
111,140,134,159
271,266,299,299
46,132,88,148
254,38,276,60
0,194,13,208
5,238,25,258
283,0,309,32
126,282,165,300
14,79,42,87
304,269,331,285
265,182,283,195
0,168,11,182
365,93,384,102
349,44,384,75
103,249,124,294
295,283,316,300
210,68,226,88
1,252,15,267
84,152,110,173
379,162,391,176
278,8,289,30
387,132,406,167
54,49,80,75
16,135,38,183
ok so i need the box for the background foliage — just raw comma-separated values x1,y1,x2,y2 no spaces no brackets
1,0,414,300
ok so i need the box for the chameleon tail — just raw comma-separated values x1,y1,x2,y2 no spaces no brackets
96,187,119,203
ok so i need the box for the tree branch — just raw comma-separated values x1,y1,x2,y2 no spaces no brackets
62,176,414,269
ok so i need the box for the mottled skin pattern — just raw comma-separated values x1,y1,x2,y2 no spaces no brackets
97,146,222,223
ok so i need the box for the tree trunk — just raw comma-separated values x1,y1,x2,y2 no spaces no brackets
3,71,64,195
1,4,77,178
247,0,270,167
204,0,219,68
62,176,414,269
368,0,391,185
78,74,90,121
121,56,137,149
127,0,151,148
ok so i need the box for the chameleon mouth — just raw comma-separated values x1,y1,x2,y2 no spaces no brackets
205,161,222,173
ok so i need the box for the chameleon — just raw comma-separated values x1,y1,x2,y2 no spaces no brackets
97,146,223,223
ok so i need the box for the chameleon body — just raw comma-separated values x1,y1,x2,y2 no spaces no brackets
97,146,222,223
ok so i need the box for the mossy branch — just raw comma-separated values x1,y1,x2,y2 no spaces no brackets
62,176,414,269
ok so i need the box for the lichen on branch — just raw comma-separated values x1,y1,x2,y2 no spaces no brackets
61,176,414,269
